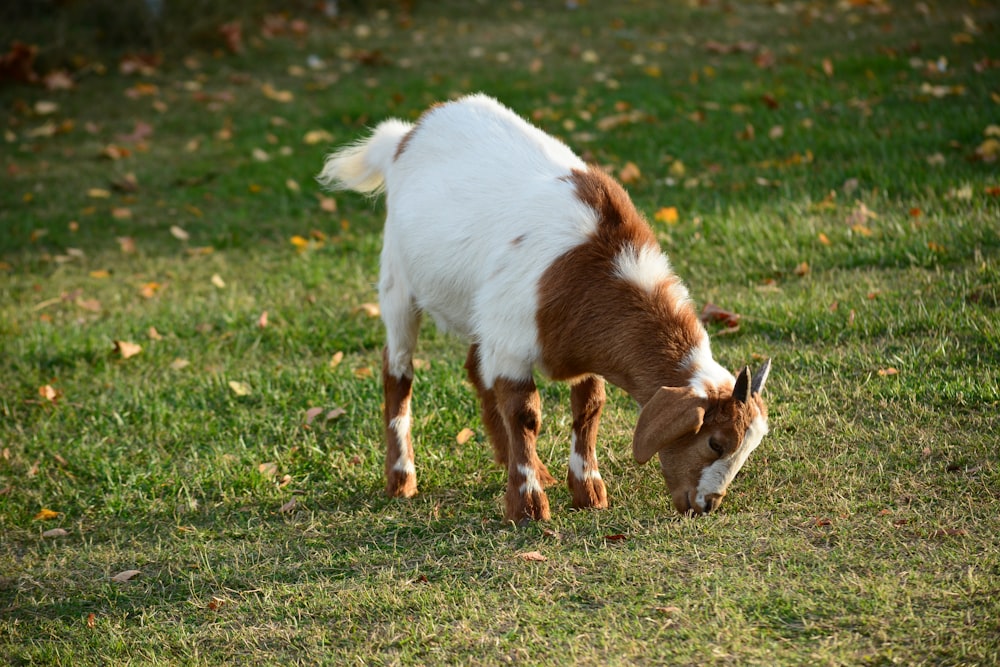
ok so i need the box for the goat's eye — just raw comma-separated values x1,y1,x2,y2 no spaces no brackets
709,438,725,457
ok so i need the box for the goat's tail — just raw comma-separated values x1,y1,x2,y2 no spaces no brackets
317,119,412,195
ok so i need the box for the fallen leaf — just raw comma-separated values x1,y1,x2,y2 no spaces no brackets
654,206,679,224
34,508,60,520
111,569,140,583
929,528,968,538
818,232,831,246
290,235,309,250
329,351,345,368
117,236,137,254
88,188,111,199
111,207,132,220
304,129,334,145
279,498,297,513
517,551,547,562
257,311,268,328
113,340,142,359
261,83,293,102
147,326,163,340
252,147,270,162
139,282,162,298
319,196,337,213
42,528,69,538
456,427,475,445
355,303,380,317
43,70,74,90
228,381,252,396
170,358,191,370
656,606,682,615
208,597,226,611
618,161,641,184
353,367,373,379
699,303,741,333
87,613,96,628
814,517,833,527
258,461,278,477
822,57,834,77
170,225,190,241
326,407,346,422
34,100,58,115
793,261,810,277
877,367,899,376
210,274,226,288
603,534,628,542
39,384,60,402
304,407,325,425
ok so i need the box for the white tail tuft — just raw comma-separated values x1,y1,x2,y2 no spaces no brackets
317,119,413,195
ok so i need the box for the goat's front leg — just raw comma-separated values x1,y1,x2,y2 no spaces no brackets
494,377,556,523
382,347,417,498
568,375,608,509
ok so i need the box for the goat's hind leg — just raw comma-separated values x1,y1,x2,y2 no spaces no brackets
380,271,421,498
465,344,510,467
568,375,608,509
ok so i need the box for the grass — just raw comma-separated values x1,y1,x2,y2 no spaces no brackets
2,0,1000,664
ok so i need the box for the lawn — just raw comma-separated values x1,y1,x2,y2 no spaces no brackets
2,0,999,664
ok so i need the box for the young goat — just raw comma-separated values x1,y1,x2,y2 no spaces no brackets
319,94,771,522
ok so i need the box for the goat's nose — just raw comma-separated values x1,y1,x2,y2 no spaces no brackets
701,493,724,514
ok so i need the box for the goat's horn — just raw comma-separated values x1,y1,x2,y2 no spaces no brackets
733,366,751,404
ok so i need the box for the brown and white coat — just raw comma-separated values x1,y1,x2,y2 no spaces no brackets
319,94,771,522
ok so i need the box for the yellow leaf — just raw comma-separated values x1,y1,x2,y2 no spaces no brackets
669,160,686,177
139,282,161,298
261,83,294,102
228,381,252,396
290,235,309,250
303,129,334,145
211,274,226,288
818,232,831,246
88,188,111,199
654,206,679,224
355,302,380,317
113,340,142,359
34,508,60,521
90,269,111,279
286,178,300,193
456,427,475,445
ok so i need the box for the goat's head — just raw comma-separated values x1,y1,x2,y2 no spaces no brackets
632,360,771,515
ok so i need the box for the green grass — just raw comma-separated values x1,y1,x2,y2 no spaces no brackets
2,1,1000,664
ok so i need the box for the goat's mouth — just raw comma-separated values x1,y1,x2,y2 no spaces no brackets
673,490,717,516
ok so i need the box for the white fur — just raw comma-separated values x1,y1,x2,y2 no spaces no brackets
518,464,543,495
683,335,735,398
321,94,596,387
569,450,601,482
695,414,768,508
613,243,676,296
388,413,414,474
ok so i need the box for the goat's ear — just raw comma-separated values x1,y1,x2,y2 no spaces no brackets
751,358,771,396
733,366,751,404
633,387,705,464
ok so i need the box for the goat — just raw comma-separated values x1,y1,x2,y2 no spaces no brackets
319,94,771,522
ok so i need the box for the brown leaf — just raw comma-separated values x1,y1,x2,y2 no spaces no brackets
517,551,547,562
793,261,810,277
87,613,96,628
699,303,741,332
111,569,141,583
329,351,345,369
355,302,380,318
39,384,60,402
258,461,278,477
113,340,142,359
208,597,226,611
42,527,69,538
304,407,324,425
877,367,899,376
456,427,475,445
147,326,163,341
603,534,628,542
325,407,346,422
257,311,268,328
279,498,297,513
618,161,641,184
116,236,137,254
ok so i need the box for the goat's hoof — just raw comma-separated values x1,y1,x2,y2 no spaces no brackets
505,489,551,524
386,469,418,498
570,477,608,510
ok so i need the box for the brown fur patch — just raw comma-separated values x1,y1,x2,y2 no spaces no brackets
382,347,417,497
393,101,444,162
538,167,705,404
